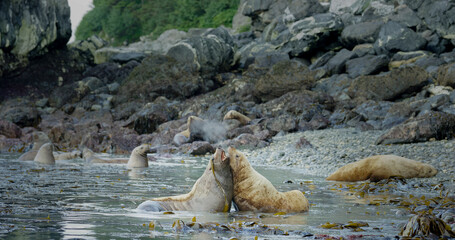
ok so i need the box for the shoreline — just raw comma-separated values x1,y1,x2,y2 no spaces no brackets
245,128,455,191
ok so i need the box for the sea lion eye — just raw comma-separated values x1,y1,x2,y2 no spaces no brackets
235,155,239,158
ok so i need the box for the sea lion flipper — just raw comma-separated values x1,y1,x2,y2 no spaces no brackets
232,201,239,212
137,200,166,212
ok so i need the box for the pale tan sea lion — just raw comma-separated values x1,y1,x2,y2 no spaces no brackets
54,150,82,161
18,132,51,161
174,116,204,145
228,147,309,213
326,155,438,182
137,148,233,212
223,110,251,125
34,143,55,165
83,144,152,168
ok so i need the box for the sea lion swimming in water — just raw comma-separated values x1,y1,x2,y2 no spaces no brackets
228,146,309,213
54,150,82,161
34,143,55,165
83,144,152,168
137,148,233,212
18,132,51,161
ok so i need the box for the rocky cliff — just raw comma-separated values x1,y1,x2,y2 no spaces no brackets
1,0,455,156
0,0,71,77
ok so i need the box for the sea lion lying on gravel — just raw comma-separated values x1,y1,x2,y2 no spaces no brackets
83,144,152,168
18,132,51,161
223,110,251,125
137,148,233,212
34,143,55,165
326,155,438,182
228,147,309,213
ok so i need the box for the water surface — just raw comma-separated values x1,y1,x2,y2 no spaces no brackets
0,152,414,239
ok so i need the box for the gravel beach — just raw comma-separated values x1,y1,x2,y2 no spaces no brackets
245,128,455,191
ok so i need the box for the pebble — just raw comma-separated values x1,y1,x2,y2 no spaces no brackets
245,128,455,192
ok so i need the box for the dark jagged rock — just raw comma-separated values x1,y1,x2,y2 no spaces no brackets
0,119,22,138
263,114,297,134
0,0,71,77
387,5,421,28
180,141,215,156
382,101,416,129
252,60,315,102
347,66,429,101
167,26,235,77
417,0,455,37
376,111,455,144
345,54,389,78
325,49,357,75
374,21,427,55
436,63,455,88
129,103,179,135
118,53,208,103
236,42,279,69
279,13,343,57
0,99,40,128
242,0,326,33
340,21,383,48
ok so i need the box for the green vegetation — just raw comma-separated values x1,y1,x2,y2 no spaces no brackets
75,0,239,45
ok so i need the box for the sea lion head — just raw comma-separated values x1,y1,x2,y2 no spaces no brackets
212,148,229,169
418,163,438,178
127,144,153,168
34,143,55,165
82,147,96,162
31,131,51,150
227,146,249,173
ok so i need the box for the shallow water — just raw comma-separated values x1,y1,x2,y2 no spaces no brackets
0,152,419,239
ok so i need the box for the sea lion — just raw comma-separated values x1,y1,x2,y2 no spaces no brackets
54,150,82,161
174,116,204,145
83,144,152,168
326,155,438,182
228,146,309,213
137,148,233,212
18,132,51,161
34,143,55,165
223,110,251,125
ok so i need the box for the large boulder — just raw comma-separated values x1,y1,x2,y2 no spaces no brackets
242,0,326,33
166,27,235,77
345,54,389,78
347,66,429,101
0,119,22,138
279,13,344,57
340,21,383,48
329,0,371,15
436,63,455,88
118,53,209,103
376,111,455,144
0,0,71,77
374,21,427,55
416,0,455,38
252,60,315,102
128,102,179,135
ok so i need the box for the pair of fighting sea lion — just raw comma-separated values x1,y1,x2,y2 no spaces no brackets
326,155,438,182
83,144,152,168
138,147,309,213
138,148,233,212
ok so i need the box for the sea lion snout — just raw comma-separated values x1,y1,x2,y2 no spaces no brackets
214,148,228,162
